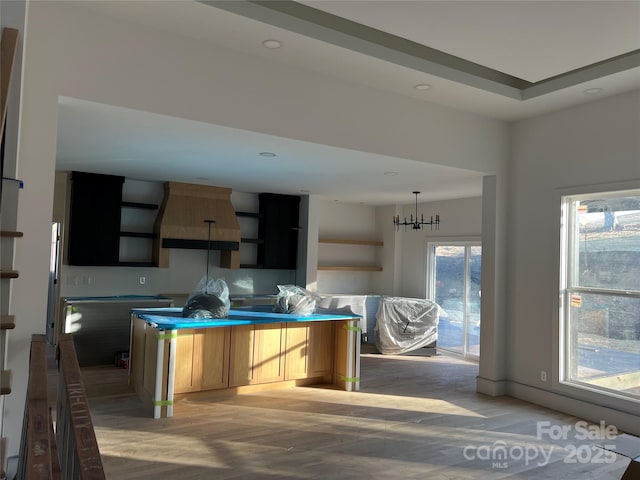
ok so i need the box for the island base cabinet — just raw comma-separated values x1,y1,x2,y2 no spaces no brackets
284,321,335,380
130,313,360,418
284,324,309,380
229,324,286,387
174,328,230,393
308,321,335,377
228,325,255,387
130,318,169,416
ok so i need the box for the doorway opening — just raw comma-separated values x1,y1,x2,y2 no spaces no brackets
427,241,481,360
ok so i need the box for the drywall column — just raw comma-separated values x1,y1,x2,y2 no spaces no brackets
374,205,402,295
476,175,508,395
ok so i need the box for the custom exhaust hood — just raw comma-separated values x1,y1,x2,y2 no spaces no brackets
153,182,241,268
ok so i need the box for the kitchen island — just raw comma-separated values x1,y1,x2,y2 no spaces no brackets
129,306,361,418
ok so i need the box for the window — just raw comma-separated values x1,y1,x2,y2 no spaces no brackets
560,190,640,401
427,242,481,359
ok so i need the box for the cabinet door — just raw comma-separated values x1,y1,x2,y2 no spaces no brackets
258,193,300,269
174,330,196,393
254,323,286,383
198,328,231,390
308,321,335,378
284,323,309,380
228,325,255,387
174,328,230,394
68,171,124,265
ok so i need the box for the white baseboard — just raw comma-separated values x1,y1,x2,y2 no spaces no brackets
505,381,640,437
476,376,508,396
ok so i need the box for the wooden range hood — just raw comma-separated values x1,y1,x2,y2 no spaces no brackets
153,182,241,268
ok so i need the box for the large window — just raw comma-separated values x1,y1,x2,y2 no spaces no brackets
427,242,481,359
560,190,640,401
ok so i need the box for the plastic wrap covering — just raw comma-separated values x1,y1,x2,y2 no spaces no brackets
375,297,439,354
183,276,230,318
316,294,366,321
274,285,318,316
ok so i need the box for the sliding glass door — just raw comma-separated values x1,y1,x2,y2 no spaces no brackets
427,242,481,359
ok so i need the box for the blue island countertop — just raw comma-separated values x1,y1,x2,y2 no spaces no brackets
131,305,360,330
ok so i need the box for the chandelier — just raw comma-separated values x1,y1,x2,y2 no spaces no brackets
393,191,440,231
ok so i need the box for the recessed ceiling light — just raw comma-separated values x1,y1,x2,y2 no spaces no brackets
259,152,276,157
384,171,398,176
262,39,282,49
583,87,604,95
414,83,432,91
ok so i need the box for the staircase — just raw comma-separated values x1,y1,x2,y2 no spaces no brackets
0,26,20,480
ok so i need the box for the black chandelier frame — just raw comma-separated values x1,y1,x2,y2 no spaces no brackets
393,191,440,231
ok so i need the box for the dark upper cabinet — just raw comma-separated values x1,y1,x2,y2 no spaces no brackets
67,171,125,266
257,193,300,269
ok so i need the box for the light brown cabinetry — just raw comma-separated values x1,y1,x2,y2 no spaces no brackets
174,328,230,393
308,321,335,377
284,324,309,380
284,321,335,380
130,313,361,418
255,324,286,383
228,325,255,387
229,323,285,387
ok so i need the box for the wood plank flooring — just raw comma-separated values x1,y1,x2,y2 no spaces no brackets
78,350,632,479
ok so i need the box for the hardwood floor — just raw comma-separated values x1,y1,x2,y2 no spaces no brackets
80,350,631,479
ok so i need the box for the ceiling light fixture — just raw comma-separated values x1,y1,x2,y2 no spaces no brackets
262,39,282,49
384,171,398,176
259,152,276,157
583,87,604,95
414,83,432,91
393,191,440,232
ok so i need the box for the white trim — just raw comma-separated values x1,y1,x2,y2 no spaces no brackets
476,376,507,396
507,381,640,437
427,239,482,360
554,181,640,415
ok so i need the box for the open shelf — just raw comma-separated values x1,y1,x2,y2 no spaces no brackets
317,266,383,272
121,201,159,210
120,231,157,239
236,211,261,218
0,315,15,330
0,231,23,238
319,238,383,246
0,370,12,395
318,236,383,272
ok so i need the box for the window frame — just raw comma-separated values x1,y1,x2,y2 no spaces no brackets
426,238,482,360
556,181,640,407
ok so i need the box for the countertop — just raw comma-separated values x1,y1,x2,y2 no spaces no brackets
131,305,360,330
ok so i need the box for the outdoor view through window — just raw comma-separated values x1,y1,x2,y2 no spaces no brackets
562,191,640,400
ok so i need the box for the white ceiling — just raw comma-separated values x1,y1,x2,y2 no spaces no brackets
56,0,640,205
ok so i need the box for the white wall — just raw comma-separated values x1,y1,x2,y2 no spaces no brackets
316,199,381,294
396,196,483,299
5,1,508,454
508,90,640,432
313,196,483,297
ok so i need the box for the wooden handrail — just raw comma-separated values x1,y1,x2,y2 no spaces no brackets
17,335,54,479
17,335,105,479
56,334,106,480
